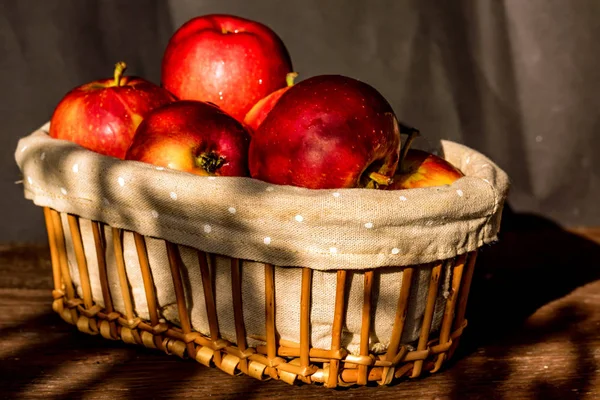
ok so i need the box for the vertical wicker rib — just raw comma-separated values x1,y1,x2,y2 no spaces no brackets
298,267,313,383
327,270,347,388
42,207,480,388
357,271,374,385
381,266,414,384
43,207,61,292
411,262,443,378
91,221,118,340
165,242,196,358
133,233,164,350
67,214,98,334
49,209,78,324
198,251,222,367
230,258,248,375
264,263,278,379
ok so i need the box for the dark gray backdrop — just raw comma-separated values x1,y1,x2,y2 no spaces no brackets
2,0,599,243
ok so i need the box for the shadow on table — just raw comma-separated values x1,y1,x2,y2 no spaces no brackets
447,203,600,399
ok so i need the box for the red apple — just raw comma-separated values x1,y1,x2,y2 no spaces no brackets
50,62,174,159
243,72,298,134
248,75,402,189
387,149,464,189
125,100,250,177
161,14,293,122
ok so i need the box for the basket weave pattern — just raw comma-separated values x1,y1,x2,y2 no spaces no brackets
43,206,476,387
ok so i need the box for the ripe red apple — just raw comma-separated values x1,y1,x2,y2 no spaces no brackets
161,14,293,123
243,72,298,134
50,62,174,159
387,149,464,189
248,75,402,189
125,100,251,177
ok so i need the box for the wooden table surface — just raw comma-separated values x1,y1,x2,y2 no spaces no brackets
2,207,600,399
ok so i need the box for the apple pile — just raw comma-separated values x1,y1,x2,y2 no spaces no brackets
50,14,463,188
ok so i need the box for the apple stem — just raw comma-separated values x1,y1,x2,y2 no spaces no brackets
114,61,127,87
286,72,299,87
195,152,226,174
397,119,420,173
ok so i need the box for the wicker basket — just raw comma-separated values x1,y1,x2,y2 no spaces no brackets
17,123,509,388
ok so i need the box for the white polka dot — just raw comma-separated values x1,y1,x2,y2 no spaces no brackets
364,222,374,229
40,152,46,160
399,196,407,201
204,224,212,233
20,145,28,153
332,192,340,198
170,191,177,200
208,176,216,180
27,176,33,185
265,186,275,192
72,163,79,173
60,187,68,195
295,215,304,222
117,177,125,187
264,237,271,245
228,207,236,214
155,166,164,171
456,189,464,197
151,210,159,218
391,248,400,255
329,247,338,254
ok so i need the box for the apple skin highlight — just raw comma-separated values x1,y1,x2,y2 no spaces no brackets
161,14,293,123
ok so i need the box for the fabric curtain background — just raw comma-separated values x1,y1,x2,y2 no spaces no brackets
2,0,598,242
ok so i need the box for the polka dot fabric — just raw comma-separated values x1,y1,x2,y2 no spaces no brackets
15,122,509,271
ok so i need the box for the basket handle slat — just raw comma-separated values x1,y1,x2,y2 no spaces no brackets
91,221,118,339
43,207,61,291
326,269,347,388
49,210,78,324
299,267,313,371
411,261,443,378
166,241,196,358
357,270,375,385
432,254,467,372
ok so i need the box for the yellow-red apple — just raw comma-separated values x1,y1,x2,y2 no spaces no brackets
49,62,174,159
387,149,464,189
125,100,250,177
